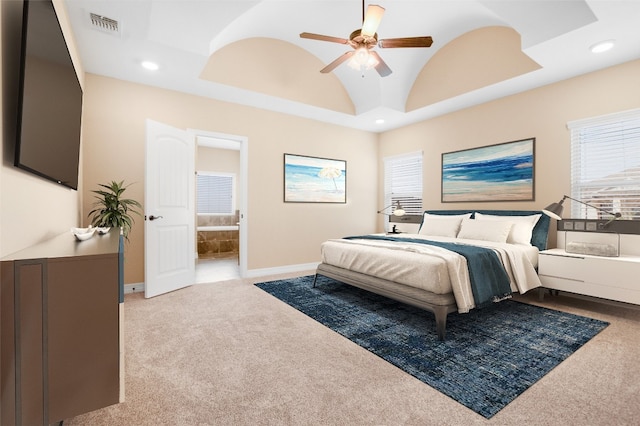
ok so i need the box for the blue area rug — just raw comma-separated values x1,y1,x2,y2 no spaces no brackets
256,275,608,418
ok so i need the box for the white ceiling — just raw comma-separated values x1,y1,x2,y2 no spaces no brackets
63,0,640,132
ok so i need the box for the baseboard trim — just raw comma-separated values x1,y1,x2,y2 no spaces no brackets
124,263,317,294
124,282,145,294
245,262,319,278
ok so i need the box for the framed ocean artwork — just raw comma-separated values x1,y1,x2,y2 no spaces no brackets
441,138,535,202
284,154,346,203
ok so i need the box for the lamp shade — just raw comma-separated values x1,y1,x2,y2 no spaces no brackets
542,201,564,220
361,5,385,37
377,200,406,216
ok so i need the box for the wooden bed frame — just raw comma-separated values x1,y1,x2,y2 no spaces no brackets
313,210,550,341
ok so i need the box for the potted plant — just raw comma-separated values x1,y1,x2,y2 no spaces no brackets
88,180,142,239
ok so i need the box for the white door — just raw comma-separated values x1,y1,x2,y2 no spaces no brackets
145,120,195,298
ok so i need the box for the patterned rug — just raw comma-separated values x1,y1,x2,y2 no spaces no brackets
256,275,609,418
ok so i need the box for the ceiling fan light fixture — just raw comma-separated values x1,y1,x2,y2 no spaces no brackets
300,1,431,77
361,5,385,37
348,47,379,71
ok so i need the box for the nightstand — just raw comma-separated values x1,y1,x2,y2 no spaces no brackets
538,248,640,305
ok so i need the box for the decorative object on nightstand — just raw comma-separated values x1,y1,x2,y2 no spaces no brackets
564,231,620,257
377,200,406,217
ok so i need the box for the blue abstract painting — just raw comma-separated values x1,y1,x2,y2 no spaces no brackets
442,138,535,202
284,154,346,203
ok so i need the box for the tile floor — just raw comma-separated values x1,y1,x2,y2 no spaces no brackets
195,257,241,284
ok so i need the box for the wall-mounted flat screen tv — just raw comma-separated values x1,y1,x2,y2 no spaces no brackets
15,0,83,190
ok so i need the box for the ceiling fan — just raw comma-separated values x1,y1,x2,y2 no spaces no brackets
300,0,433,77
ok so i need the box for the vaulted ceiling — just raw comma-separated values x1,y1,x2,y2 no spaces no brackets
64,0,640,132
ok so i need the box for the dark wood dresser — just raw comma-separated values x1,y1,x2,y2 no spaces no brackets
1,229,124,425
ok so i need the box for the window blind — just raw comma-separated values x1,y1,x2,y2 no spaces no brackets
196,172,235,215
568,108,640,220
383,152,423,217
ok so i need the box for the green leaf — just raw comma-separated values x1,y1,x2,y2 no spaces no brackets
87,180,142,240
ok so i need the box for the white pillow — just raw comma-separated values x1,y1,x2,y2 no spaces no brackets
418,213,471,238
457,218,513,243
474,213,541,245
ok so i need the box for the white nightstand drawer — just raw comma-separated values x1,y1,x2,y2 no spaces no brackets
586,257,640,290
539,275,582,290
539,253,586,281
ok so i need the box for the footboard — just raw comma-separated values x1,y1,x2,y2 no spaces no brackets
314,263,457,341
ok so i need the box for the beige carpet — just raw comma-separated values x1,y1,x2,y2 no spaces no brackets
66,272,640,425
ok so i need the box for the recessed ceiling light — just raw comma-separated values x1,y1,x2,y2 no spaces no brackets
141,61,159,71
590,40,615,53
375,118,385,124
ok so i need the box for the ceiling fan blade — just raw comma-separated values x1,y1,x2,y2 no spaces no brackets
361,5,385,37
378,36,433,48
300,32,348,45
320,51,355,73
370,51,392,77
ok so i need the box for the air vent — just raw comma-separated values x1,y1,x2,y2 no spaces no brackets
89,13,120,36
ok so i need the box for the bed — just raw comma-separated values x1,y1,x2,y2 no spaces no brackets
313,210,551,340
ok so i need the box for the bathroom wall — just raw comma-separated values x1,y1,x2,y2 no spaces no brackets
197,211,240,259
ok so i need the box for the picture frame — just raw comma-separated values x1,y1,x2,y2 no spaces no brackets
284,153,346,203
441,138,535,203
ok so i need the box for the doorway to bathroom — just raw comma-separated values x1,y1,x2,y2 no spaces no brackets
194,132,247,283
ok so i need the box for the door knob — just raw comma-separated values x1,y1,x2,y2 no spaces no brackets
148,215,163,221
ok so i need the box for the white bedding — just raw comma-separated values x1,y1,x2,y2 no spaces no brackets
320,234,541,313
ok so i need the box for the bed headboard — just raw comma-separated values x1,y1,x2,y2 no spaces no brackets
424,210,551,251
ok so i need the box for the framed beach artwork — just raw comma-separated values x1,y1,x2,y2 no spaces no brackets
441,138,535,202
284,154,346,203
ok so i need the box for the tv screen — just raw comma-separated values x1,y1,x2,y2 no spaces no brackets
15,0,83,190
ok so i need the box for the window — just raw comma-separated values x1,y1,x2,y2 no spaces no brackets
196,172,236,215
568,109,640,219
383,152,423,220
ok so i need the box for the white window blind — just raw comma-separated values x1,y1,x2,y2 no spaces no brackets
568,109,640,220
196,172,235,215
383,152,423,216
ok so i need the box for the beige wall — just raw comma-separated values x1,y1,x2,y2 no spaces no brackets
197,147,240,173
380,59,640,248
81,74,378,283
196,146,241,206
1,0,84,257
